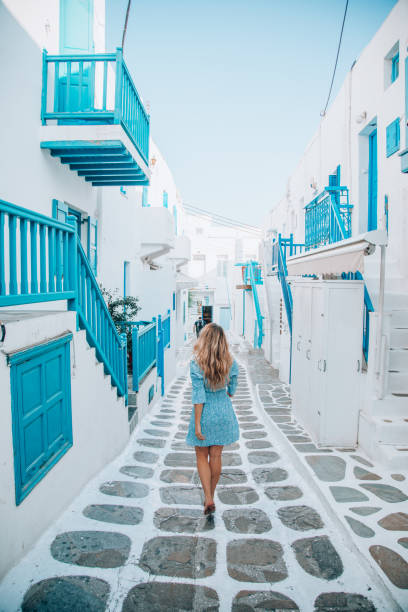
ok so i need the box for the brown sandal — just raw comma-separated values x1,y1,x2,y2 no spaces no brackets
204,503,216,515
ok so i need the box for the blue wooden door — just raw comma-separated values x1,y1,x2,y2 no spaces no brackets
219,307,231,331
368,129,378,231
10,335,73,504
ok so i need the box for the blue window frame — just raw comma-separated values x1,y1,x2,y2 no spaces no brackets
163,191,168,208
386,118,400,157
142,186,149,207
9,334,73,505
391,52,399,83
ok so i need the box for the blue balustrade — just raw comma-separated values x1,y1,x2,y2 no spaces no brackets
162,309,171,348
305,187,352,250
342,271,374,363
239,262,264,349
131,320,157,392
41,48,149,165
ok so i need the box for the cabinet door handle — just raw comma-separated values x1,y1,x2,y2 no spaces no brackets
306,349,311,360
318,359,327,372
296,340,301,351
357,359,361,372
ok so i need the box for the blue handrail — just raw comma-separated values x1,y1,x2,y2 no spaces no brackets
243,262,264,349
162,309,171,348
343,271,374,362
305,186,352,250
271,237,295,336
131,320,157,392
41,48,149,165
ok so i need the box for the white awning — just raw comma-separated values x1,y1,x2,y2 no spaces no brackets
286,230,388,276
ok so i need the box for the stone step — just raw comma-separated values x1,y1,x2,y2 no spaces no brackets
370,394,408,417
388,347,408,370
370,415,408,445
390,309,408,328
388,370,408,394
375,443,408,471
390,327,408,349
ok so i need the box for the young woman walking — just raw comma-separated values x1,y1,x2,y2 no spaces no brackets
185,323,239,515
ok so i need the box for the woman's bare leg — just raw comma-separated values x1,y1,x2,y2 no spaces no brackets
209,445,223,498
195,446,213,507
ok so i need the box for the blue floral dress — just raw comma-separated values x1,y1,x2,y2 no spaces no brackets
186,359,240,447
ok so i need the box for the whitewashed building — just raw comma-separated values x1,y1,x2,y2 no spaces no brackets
0,0,190,578
257,0,408,468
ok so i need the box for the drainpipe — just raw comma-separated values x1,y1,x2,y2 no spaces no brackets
375,242,387,399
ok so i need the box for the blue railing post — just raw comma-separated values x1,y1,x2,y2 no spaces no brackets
157,314,165,396
132,326,139,392
66,215,79,321
41,49,48,125
120,332,128,405
114,47,123,125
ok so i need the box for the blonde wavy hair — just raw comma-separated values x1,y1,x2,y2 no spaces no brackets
194,323,233,390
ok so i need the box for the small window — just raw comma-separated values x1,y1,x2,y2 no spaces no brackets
391,52,399,83
142,187,149,207
386,118,400,157
384,42,399,88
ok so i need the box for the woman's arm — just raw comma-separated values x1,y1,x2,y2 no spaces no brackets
194,403,205,440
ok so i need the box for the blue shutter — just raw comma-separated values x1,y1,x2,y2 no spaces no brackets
9,335,73,505
163,191,168,208
87,216,97,275
386,118,400,157
60,0,94,53
142,187,149,207
52,199,68,223
391,52,399,83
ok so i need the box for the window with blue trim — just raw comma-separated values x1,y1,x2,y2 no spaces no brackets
142,186,149,207
9,334,73,505
391,52,399,83
386,118,400,157
163,191,168,208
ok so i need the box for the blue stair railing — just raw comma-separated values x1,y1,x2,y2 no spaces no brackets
305,186,353,250
342,271,374,362
162,309,171,348
131,320,158,392
243,261,264,349
41,48,150,165
0,199,128,399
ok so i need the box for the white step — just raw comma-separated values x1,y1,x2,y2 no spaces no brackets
388,371,408,394
389,348,408,369
370,394,408,417
376,444,408,471
390,328,408,348
371,416,408,445
390,309,408,328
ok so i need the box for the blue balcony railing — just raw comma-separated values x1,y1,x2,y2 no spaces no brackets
239,262,264,349
305,186,352,250
41,48,149,166
131,320,157,392
162,310,171,348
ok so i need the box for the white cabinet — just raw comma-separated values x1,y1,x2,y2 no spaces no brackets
291,279,364,447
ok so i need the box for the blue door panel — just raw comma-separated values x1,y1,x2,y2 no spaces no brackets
368,129,378,231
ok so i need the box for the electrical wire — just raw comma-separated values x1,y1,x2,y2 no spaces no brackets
183,203,261,233
321,0,349,117
121,0,132,50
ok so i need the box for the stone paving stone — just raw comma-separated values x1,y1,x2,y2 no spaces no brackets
245,440,273,449
217,486,259,505
329,486,369,503
314,592,376,611
193,469,247,485
227,538,287,583
160,486,204,505
360,483,408,503
398,538,408,549
222,508,272,534
136,438,166,449
83,504,143,525
153,507,215,533
139,536,216,578
293,443,332,453
225,442,240,450
287,435,312,443
238,415,258,422
265,486,303,501
144,429,170,437
171,442,192,451
252,467,288,484
350,506,381,516
160,409,175,414
369,545,408,588
278,505,324,531
345,516,375,538
175,432,188,439
133,451,159,464
22,576,110,612
51,531,131,568
270,416,291,423
353,466,381,480
231,590,299,611
160,469,194,483
265,408,291,415
378,512,408,531
292,536,343,580
150,420,172,427
305,456,347,482
119,465,154,479
351,455,374,467
99,481,149,498
178,424,188,431
242,431,268,439
164,452,196,467
248,450,280,465
391,473,406,482
239,423,265,430
122,582,219,611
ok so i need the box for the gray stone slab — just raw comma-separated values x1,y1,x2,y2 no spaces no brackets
391,473,406,482
231,590,299,611
139,536,216,578
160,469,194,484
122,582,219,612
270,416,291,423
144,429,169,437
150,420,172,427
344,516,375,538
194,469,247,485
22,576,110,612
227,538,287,583
83,504,143,525
99,481,149,498
136,438,166,448
217,486,259,505
242,431,267,439
245,440,273,449
252,468,288,484
314,592,376,611
351,455,374,467
305,455,347,482
222,509,272,534
239,423,265,430
238,416,258,422
171,442,192,451
292,536,343,580
133,451,159,464
119,465,154,479
160,409,175,414
369,545,408,588
154,507,215,533
378,512,408,531
350,506,381,516
287,435,312,443
398,538,408,549
330,486,369,503
175,432,188,439
293,444,332,453
353,466,381,480
278,505,324,531
360,483,408,503
51,531,131,568
248,451,280,465
160,486,204,505
265,408,291,416
178,424,188,431
225,442,240,450
164,453,196,467
265,486,303,501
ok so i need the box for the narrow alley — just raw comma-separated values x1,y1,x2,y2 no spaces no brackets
0,340,400,612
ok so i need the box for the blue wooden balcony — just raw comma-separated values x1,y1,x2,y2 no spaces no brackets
40,48,150,186
305,186,352,250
